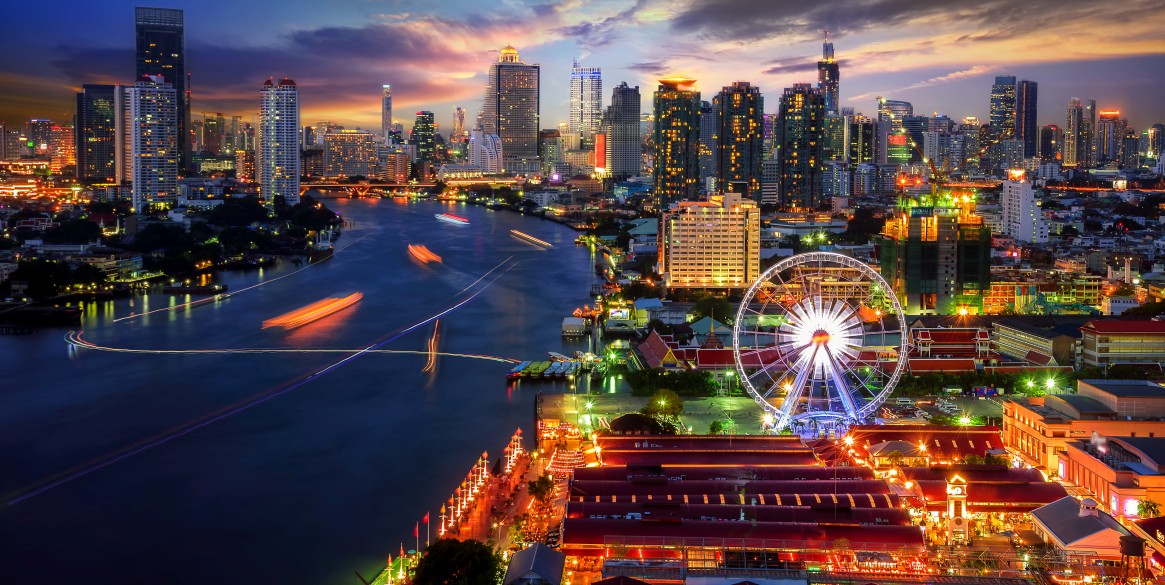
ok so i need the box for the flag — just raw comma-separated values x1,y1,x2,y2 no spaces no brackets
414,522,419,538
423,512,430,524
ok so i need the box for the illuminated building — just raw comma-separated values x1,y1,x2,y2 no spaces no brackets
1081,321,1165,368
135,7,188,171
759,158,779,206
538,129,560,174
988,76,1016,143
698,100,715,192
1001,170,1048,243
76,84,118,182
378,146,410,182
849,115,875,164
659,192,759,290
823,112,848,162
878,191,990,314
876,99,912,166
28,118,52,155
652,77,701,207
1063,435,1165,519
901,115,927,163
121,75,178,212
1096,110,1126,165
1016,80,1038,159
451,106,465,143
381,84,392,142
468,129,503,174
775,83,825,209
1064,98,1097,168
411,111,435,164
568,61,601,141
1003,379,1165,475
923,131,952,170
49,125,75,175
713,81,764,199
324,129,378,178
198,112,224,154
479,46,540,174
234,150,255,181
258,77,300,205
1040,124,1062,163
817,32,840,114
600,82,640,180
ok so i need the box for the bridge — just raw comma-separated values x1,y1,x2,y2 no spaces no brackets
300,181,436,198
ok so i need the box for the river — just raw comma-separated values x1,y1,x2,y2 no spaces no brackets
0,198,599,584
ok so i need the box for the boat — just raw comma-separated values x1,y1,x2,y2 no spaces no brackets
548,352,572,362
262,292,363,330
510,229,552,248
507,361,531,379
309,229,336,263
435,213,469,226
163,284,228,295
407,244,442,264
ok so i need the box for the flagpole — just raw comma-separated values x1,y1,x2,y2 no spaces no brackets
426,512,430,547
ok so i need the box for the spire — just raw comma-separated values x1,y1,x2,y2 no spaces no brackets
822,30,835,62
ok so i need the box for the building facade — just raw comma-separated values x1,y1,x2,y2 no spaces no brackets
1081,321,1165,368
652,78,701,208
412,111,435,164
659,193,760,290
569,62,602,142
1001,170,1048,243
601,82,641,180
713,81,764,200
480,46,540,174
76,84,119,183
121,76,179,212
258,78,300,205
381,84,393,142
135,7,187,171
323,130,378,178
775,84,825,209
1016,80,1038,159
817,34,840,114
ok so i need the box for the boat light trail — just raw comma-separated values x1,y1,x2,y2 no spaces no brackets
112,230,377,324
423,320,441,373
261,292,363,330
4,257,516,508
510,229,553,248
407,244,442,264
64,331,517,363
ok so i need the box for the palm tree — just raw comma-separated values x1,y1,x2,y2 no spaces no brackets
1139,499,1161,518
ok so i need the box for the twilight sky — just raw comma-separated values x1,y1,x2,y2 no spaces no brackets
2,0,1164,133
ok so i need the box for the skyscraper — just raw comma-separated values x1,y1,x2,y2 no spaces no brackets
452,106,466,142
713,81,764,198
50,125,75,176
381,84,393,143
569,61,602,142
601,82,641,180
849,115,876,164
76,84,119,183
817,32,840,114
698,101,716,191
135,7,187,171
1064,98,1087,168
1039,124,1061,163
1015,80,1038,159
258,78,300,205
652,78,701,207
776,83,826,209
412,111,435,163
1096,110,1124,165
121,75,178,212
988,76,1017,142
479,46,540,174
876,97,912,165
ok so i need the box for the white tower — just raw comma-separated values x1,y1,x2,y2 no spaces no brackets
259,78,301,205
569,60,602,141
381,84,393,143
120,75,178,212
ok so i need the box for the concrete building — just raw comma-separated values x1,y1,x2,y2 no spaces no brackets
1001,170,1048,243
1064,436,1165,518
659,192,760,290
1081,320,1165,368
121,75,179,212
468,129,503,174
601,82,641,180
258,77,300,205
323,130,378,179
568,61,602,142
652,78,701,207
480,46,540,174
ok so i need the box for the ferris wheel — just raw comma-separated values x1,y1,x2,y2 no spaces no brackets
731,252,908,435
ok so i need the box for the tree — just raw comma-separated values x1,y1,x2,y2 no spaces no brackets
709,420,726,435
412,538,502,585
691,295,733,324
527,473,555,510
641,388,683,417
1139,499,1161,519
43,219,101,244
886,449,905,468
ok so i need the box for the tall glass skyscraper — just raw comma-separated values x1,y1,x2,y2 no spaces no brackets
713,81,764,198
259,78,301,205
1015,80,1038,159
381,84,393,143
653,78,701,207
817,33,840,114
776,84,826,209
988,75,1017,142
877,97,912,165
412,111,435,163
569,61,602,142
479,46,540,174
601,82,641,180
76,84,118,183
135,7,187,171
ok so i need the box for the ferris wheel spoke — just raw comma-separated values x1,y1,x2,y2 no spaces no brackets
821,344,859,420
778,346,819,421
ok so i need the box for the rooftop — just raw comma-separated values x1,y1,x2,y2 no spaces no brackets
1082,379,1165,398
1031,496,1129,547
1082,320,1165,334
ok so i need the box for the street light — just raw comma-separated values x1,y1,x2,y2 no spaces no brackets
1045,379,1055,389
584,401,593,410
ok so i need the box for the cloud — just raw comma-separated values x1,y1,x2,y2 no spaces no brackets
848,65,992,102
763,58,851,75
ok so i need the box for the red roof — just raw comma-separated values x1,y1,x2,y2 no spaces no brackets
1082,320,1165,334
846,425,1004,460
570,479,890,499
1023,350,1055,366
574,465,873,482
598,451,819,467
638,330,678,369
566,501,912,525
911,481,1067,512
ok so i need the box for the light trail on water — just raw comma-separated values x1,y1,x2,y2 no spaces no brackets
4,257,516,508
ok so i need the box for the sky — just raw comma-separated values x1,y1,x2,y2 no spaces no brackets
2,0,1164,134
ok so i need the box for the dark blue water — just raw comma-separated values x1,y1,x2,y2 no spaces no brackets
0,199,597,584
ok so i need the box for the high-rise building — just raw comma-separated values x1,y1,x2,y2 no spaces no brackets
135,7,187,171
652,78,701,207
849,116,876,164
452,106,466,142
776,84,826,209
76,84,119,182
381,84,393,142
258,77,300,205
28,119,53,155
901,115,928,163
1039,124,1061,163
817,32,840,114
659,193,760,290
569,61,602,142
823,113,848,162
878,194,990,314
601,82,641,180
1064,98,1089,168
1015,80,1038,159
50,125,76,175
412,111,435,163
479,46,540,174
121,75,178,211
324,129,378,178
923,131,953,171
1096,110,1125,165
989,76,1017,142
713,81,764,199
1002,170,1048,243
877,97,912,165
469,129,503,174
698,101,716,192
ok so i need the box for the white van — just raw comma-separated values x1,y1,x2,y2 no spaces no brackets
896,397,914,405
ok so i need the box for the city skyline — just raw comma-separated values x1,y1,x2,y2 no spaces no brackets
1,0,1163,133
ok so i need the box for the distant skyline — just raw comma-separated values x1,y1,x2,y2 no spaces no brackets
2,0,1164,133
